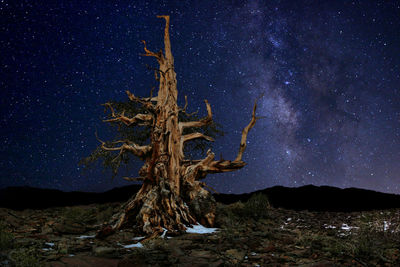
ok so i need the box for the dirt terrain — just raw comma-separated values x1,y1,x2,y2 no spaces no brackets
1,194,400,266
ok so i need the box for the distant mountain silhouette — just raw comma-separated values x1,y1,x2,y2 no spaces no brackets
215,185,400,212
1,184,400,212
0,185,141,210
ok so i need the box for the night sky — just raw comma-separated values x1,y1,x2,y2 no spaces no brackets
1,1,399,194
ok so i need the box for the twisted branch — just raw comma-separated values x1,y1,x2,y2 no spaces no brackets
96,133,152,160
187,97,262,179
235,97,263,161
179,95,199,116
182,132,214,143
123,177,145,182
179,100,212,131
126,91,157,111
103,103,153,126
140,40,164,63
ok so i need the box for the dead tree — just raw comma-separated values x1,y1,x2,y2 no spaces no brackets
95,15,261,237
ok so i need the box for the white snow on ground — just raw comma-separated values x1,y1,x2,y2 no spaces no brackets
341,223,359,231
132,236,144,240
384,221,390,231
76,235,95,239
45,242,55,247
123,242,144,248
161,228,167,238
324,224,337,229
186,224,218,234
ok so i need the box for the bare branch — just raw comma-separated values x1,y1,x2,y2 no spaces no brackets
199,182,219,194
183,95,188,112
154,70,159,81
126,90,157,110
149,87,155,100
123,177,145,182
178,95,199,117
179,100,212,131
182,132,214,143
156,15,173,63
182,149,245,182
189,97,262,178
103,103,153,126
146,64,173,79
196,159,246,177
140,40,164,62
235,97,262,162
96,132,152,159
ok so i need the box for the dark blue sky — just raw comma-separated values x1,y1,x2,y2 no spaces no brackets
1,1,399,193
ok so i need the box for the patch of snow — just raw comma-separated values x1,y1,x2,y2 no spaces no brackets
341,223,358,231
45,242,55,247
42,248,53,251
287,218,292,221
76,235,95,239
384,221,390,231
68,254,75,257
161,228,167,238
123,242,144,248
251,252,257,256
132,236,144,240
341,224,351,230
186,224,218,234
324,224,336,229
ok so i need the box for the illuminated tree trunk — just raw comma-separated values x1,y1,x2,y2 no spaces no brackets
97,16,260,238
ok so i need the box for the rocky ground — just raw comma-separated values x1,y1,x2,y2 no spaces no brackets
1,193,400,266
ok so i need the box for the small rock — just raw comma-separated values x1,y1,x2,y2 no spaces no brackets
54,221,86,234
118,254,147,267
225,249,246,263
170,246,185,257
41,224,53,235
190,250,214,259
93,246,118,258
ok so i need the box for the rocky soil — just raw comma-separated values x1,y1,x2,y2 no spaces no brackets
1,194,400,266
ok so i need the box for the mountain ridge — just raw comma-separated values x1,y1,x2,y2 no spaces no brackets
1,184,399,211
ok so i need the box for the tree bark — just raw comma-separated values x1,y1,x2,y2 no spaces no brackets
96,15,259,238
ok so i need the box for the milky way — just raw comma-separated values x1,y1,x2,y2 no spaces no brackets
1,1,399,193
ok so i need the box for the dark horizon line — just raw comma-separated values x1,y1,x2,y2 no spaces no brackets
1,183,398,197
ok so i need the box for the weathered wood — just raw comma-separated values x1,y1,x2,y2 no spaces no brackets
96,15,259,238
235,99,260,161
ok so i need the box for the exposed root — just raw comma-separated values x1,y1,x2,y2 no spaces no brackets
96,180,211,239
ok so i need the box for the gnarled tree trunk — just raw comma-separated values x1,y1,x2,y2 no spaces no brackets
96,16,260,238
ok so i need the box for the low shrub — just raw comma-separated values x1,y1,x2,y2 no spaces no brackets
242,193,271,219
0,223,14,250
8,248,41,267
63,206,96,224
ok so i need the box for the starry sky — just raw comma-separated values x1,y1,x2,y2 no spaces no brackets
1,0,399,194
